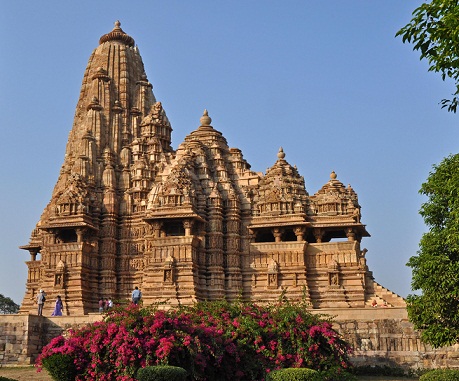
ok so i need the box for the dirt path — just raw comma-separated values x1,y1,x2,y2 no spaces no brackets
0,366,53,381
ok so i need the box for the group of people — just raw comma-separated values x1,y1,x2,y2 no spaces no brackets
36,286,143,316
98,297,114,312
36,290,63,316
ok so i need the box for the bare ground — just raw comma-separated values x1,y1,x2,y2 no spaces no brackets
0,366,53,381
0,367,417,381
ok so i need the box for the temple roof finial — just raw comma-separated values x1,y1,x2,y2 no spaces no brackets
99,20,135,47
277,147,285,160
330,171,337,180
200,109,212,126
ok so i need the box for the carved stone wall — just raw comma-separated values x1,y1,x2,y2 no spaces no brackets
313,308,459,370
2,310,459,370
19,22,405,315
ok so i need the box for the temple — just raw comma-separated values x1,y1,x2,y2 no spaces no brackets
19,22,405,315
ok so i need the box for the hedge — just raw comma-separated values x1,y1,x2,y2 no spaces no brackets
135,365,188,381
266,368,318,381
420,369,459,381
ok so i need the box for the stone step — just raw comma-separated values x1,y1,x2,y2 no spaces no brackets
365,281,406,307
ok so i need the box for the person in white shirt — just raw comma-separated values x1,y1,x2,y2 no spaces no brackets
131,287,142,305
37,290,46,316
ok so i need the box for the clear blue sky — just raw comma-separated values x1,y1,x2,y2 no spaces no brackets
1,1,458,305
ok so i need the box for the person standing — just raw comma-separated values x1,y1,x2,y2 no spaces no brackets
108,297,113,309
37,290,46,316
51,295,63,316
98,298,105,313
131,286,142,305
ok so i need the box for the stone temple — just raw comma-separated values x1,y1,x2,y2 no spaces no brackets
19,22,405,315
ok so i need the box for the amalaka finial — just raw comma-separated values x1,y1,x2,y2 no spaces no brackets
330,171,337,180
200,109,212,126
99,20,135,47
277,147,285,160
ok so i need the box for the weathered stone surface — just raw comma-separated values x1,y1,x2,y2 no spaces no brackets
18,21,405,315
1,309,458,369
0,314,102,365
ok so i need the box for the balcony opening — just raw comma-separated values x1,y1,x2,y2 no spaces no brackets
283,229,297,242
58,229,77,243
164,221,185,237
255,229,275,243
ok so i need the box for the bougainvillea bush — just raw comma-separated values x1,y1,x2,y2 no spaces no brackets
36,300,353,381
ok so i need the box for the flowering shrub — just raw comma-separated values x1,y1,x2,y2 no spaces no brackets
180,300,352,380
36,300,353,381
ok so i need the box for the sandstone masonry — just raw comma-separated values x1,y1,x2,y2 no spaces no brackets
1,309,459,369
18,21,405,316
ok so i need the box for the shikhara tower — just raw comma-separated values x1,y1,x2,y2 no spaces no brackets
20,22,405,315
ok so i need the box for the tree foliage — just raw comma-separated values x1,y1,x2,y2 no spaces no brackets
407,154,459,347
0,294,19,314
396,0,459,112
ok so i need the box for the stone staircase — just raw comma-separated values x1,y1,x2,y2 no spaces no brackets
365,281,406,308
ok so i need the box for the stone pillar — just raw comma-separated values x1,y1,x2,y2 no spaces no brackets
76,228,85,243
314,228,324,243
294,226,305,242
183,219,193,236
346,228,356,242
272,227,283,243
28,249,38,261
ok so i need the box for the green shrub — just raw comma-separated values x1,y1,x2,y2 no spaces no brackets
266,368,319,381
0,377,18,381
351,364,405,376
420,369,459,381
135,365,188,381
41,353,77,381
318,366,356,381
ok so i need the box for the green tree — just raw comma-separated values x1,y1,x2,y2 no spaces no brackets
407,154,459,347
396,0,459,112
0,294,19,314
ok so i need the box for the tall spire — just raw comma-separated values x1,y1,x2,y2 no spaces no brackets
49,20,170,200
20,22,172,314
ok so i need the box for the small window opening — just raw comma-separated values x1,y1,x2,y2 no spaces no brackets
255,230,275,243
58,229,77,243
283,229,297,242
165,221,185,237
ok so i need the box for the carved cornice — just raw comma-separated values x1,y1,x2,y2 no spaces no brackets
19,244,41,251
144,206,205,223
249,214,309,229
40,215,98,231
